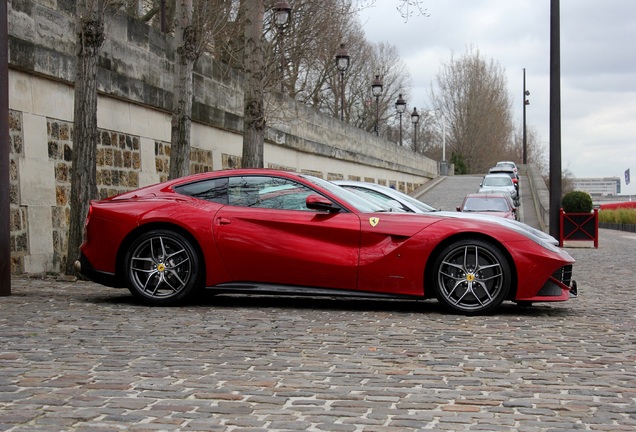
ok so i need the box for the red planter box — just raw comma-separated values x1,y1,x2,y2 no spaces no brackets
560,208,598,248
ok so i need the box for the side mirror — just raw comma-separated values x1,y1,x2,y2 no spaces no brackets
456,206,462,212
306,194,340,213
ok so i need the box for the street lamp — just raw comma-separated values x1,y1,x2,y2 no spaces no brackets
335,43,350,121
523,68,530,164
411,107,420,152
273,1,291,93
371,74,383,136
395,93,406,146
429,109,447,174
429,110,446,162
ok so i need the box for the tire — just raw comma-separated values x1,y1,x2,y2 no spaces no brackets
432,238,511,315
124,229,203,305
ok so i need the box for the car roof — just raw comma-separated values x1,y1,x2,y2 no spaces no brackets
483,173,513,179
465,193,510,198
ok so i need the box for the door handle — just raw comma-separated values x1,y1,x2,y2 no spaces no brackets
217,217,231,225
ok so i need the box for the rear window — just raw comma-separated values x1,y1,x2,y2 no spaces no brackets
174,178,228,204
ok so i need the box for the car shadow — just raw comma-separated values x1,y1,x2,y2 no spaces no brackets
91,290,577,318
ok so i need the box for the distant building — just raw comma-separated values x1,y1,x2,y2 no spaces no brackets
571,177,621,196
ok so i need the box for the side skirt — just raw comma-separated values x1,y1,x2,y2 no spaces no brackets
205,283,423,300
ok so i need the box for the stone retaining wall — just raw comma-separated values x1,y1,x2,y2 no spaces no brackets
8,1,439,274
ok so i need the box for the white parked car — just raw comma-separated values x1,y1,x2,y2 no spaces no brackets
333,180,438,213
333,180,557,246
478,173,519,206
496,161,519,178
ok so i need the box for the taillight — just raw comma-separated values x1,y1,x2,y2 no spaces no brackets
82,204,92,243
85,204,92,226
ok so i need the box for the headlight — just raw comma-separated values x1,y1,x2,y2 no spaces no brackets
500,220,560,251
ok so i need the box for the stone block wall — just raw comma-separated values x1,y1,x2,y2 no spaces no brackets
9,111,26,274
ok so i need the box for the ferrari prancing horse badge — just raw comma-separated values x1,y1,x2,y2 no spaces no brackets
369,217,380,227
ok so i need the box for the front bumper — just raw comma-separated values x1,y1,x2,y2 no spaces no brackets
517,265,578,302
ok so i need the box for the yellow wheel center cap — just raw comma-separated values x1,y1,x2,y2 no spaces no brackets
157,263,166,272
466,273,475,282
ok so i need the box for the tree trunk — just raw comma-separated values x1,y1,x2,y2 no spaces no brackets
65,9,105,275
241,0,265,168
169,0,195,180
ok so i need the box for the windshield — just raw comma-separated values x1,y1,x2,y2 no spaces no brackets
483,176,512,187
301,175,386,213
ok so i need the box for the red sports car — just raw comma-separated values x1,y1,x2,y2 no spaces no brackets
76,169,577,314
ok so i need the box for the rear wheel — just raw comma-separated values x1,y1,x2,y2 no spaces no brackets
432,239,511,315
124,229,202,305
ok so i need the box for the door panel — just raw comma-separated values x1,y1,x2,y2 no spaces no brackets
214,206,361,290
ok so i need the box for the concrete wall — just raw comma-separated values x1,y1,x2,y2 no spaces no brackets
7,1,439,274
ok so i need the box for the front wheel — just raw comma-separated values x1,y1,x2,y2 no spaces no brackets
432,239,511,315
124,229,203,305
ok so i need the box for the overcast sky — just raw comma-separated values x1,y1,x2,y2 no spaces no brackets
358,0,636,196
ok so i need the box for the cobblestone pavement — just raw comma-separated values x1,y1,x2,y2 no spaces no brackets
2,228,636,431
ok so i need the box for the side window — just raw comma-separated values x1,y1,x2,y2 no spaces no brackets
228,176,317,211
174,178,228,204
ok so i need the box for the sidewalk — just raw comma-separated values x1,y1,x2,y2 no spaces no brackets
1,229,635,431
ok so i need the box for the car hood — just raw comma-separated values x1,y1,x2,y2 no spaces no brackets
432,210,558,245
374,209,557,246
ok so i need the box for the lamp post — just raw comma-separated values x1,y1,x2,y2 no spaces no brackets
523,68,530,165
273,1,291,93
549,0,562,240
395,93,406,146
441,113,446,170
335,43,350,121
411,107,420,152
371,74,383,136
430,110,447,175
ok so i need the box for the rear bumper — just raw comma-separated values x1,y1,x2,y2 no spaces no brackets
75,252,124,288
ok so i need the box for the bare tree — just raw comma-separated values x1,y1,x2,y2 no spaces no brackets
65,0,109,275
277,0,355,104
241,0,266,168
130,0,419,168
355,0,429,21
278,2,412,138
513,124,548,174
122,0,176,30
367,42,412,141
430,47,514,174
169,0,233,179
169,0,196,179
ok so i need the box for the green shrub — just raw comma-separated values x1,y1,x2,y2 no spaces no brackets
599,209,636,224
561,191,593,213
